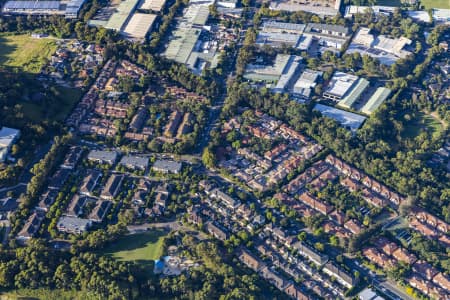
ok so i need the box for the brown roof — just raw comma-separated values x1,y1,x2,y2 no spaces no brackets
392,248,417,265
433,272,450,292
413,260,439,280
344,219,363,235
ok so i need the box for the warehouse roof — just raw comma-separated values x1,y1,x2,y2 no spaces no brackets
314,104,366,132
324,72,359,99
105,0,140,31
337,78,370,109
360,87,391,115
262,21,306,33
122,13,157,39
139,0,166,11
3,1,60,10
244,54,292,82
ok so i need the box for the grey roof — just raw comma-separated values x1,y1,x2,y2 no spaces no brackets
305,23,350,35
314,104,366,132
87,150,118,163
57,216,91,232
262,21,306,33
119,155,149,169
3,1,60,10
152,159,182,172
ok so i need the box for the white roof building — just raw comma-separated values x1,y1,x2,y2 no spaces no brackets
139,0,166,11
323,72,359,101
0,127,20,162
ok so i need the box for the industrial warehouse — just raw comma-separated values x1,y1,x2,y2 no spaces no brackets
2,0,86,18
88,0,161,42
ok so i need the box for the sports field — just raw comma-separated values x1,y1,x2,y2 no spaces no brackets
420,0,450,9
100,230,167,268
0,34,56,73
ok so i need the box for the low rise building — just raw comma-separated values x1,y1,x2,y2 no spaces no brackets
57,216,92,234
0,127,20,162
101,174,124,200
87,150,118,164
152,159,182,174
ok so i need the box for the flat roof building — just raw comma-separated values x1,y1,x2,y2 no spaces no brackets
346,27,412,66
119,155,149,170
87,150,118,164
323,72,359,101
104,0,140,31
139,0,166,11
337,78,370,109
152,159,182,174
57,216,91,234
272,56,303,93
314,104,366,133
244,54,294,82
121,13,157,41
360,87,391,115
0,127,20,162
293,69,322,99
262,21,306,34
269,0,341,16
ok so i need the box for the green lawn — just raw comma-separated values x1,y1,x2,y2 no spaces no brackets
403,112,444,138
100,230,167,269
0,34,57,73
2,288,94,300
420,0,450,9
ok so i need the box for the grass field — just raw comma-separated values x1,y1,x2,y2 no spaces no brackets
100,230,167,269
420,0,450,9
0,34,56,73
2,289,94,300
403,112,444,138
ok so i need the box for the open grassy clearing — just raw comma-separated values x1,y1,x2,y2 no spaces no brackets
1,288,95,300
403,112,444,138
420,0,450,9
0,34,56,73
100,229,167,269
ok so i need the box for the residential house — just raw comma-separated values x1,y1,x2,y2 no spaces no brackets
88,200,111,222
100,174,124,200
210,188,240,209
37,189,58,212
61,146,83,169
344,219,363,235
284,283,310,300
323,261,358,288
48,168,71,190
206,221,229,241
413,260,439,281
260,267,288,291
433,272,450,292
238,248,266,272
79,169,102,196
17,211,45,241
392,248,417,265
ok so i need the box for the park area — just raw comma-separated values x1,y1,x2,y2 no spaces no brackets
403,112,445,138
100,229,167,270
420,0,450,9
0,34,56,73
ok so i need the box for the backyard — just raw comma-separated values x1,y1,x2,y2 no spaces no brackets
0,34,57,73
